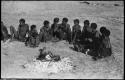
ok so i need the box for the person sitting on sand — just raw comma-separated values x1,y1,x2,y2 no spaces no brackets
39,20,52,42
72,19,81,44
58,17,72,43
98,27,113,58
10,18,29,42
87,27,113,60
51,17,60,39
71,20,91,52
1,21,10,42
25,25,40,47
85,23,101,49
80,20,92,45
72,22,100,53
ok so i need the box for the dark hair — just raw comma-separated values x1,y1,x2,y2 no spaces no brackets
91,23,97,29
100,26,107,34
44,20,49,26
31,25,36,30
19,18,25,23
63,18,68,22
84,20,90,25
74,19,79,24
54,17,59,23
100,27,110,36
105,29,110,37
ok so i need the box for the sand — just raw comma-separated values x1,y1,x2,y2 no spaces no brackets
1,1,124,79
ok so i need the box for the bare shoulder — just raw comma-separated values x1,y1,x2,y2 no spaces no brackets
40,27,44,30
96,30,101,37
25,24,29,27
67,24,70,27
79,25,81,28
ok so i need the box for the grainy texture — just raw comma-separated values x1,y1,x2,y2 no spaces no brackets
1,1,124,79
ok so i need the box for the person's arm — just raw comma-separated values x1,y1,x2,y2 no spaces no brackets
77,28,82,41
82,27,84,34
54,24,59,32
49,27,53,35
79,25,82,34
4,26,8,35
67,24,72,43
72,26,75,33
17,25,21,36
26,24,29,35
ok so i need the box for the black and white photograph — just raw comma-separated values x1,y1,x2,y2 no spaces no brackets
1,0,124,79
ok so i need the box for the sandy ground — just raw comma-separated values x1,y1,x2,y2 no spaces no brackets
1,1,124,79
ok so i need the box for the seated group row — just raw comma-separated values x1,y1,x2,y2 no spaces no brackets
1,17,112,60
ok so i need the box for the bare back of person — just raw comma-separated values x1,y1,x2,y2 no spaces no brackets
1,21,10,41
18,24,29,41
72,24,81,43
59,23,71,40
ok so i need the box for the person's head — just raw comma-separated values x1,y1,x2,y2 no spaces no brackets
31,25,36,31
100,26,107,34
43,20,50,27
84,20,90,27
105,29,110,37
62,17,68,24
91,23,97,32
74,19,79,25
53,17,59,23
19,18,25,25
100,27,110,37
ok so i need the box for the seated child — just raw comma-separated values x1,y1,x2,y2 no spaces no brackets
51,17,60,39
72,19,81,44
71,20,91,52
10,18,29,42
88,27,113,60
80,20,92,45
25,25,40,47
39,20,52,42
59,18,71,43
98,27,113,58
86,23,101,49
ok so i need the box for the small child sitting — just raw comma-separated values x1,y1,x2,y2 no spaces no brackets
98,27,113,58
25,25,40,47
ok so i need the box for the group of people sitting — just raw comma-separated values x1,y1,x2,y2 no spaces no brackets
1,17,113,60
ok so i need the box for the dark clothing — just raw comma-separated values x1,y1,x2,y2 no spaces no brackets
37,53,46,60
58,23,71,43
